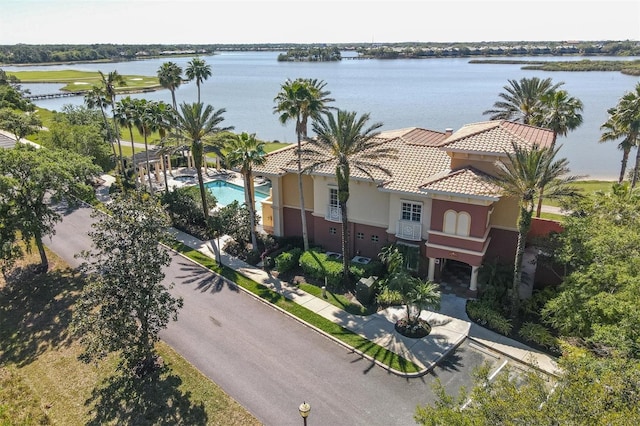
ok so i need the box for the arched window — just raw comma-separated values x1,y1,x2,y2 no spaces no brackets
456,212,471,237
443,210,471,236
443,210,457,234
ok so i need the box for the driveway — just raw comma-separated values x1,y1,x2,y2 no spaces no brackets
46,204,502,425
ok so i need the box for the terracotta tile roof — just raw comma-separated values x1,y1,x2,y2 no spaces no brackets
252,120,550,198
398,128,448,146
420,168,501,199
439,120,554,155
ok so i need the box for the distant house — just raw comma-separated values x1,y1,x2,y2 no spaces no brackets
252,120,554,291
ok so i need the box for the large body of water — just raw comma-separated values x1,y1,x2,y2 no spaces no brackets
6,52,640,179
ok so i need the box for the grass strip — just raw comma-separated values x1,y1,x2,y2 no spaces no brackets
166,240,422,374
298,282,373,316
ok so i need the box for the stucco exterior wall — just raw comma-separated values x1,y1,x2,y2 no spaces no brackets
489,196,519,230
449,156,502,176
485,227,518,262
312,218,389,259
282,173,314,210
312,176,390,228
430,199,490,237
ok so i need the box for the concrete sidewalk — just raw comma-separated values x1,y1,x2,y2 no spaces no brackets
168,228,560,378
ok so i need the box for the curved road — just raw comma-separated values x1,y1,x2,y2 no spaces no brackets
47,204,500,425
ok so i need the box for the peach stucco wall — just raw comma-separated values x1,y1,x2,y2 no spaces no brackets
312,176,390,228
489,196,519,230
449,156,502,176
282,173,314,210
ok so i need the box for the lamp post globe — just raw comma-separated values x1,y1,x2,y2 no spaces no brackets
298,401,311,425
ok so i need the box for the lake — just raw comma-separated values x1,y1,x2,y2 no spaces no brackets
5,52,640,179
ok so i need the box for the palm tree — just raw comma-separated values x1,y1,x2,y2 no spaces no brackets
531,89,584,216
305,110,398,286
115,96,143,186
157,61,183,109
489,142,579,318
174,102,233,218
84,86,118,164
224,132,267,251
185,57,212,104
134,99,156,191
273,78,335,251
600,83,640,187
145,101,175,194
99,70,126,177
600,110,635,183
156,139,180,195
483,77,564,124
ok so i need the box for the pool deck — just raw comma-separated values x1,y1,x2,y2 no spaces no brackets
164,167,245,190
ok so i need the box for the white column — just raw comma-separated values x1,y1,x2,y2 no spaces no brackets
428,257,436,281
470,265,479,291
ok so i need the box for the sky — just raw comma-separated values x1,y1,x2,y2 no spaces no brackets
1,0,639,45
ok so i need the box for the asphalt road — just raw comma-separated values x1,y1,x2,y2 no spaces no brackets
46,203,502,426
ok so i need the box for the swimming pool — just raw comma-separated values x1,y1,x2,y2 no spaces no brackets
205,180,268,211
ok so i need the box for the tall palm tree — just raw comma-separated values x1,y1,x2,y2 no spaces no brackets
146,101,175,194
483,77,564,124
99,70,126,177
157,61,183,109
601,83,640,187
489,142,578,318
600,110,635,184
185,57,212,104
84,86,118,164
531,89,584,216
305,110,398,285
225,132,267,251
115,96,142,187
274,78,335,251
174,102,233,218
134,99,156,191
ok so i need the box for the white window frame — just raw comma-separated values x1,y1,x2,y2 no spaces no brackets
329,187,339,207
443,209,471,237
401,201,422,223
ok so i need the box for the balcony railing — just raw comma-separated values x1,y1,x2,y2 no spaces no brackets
396,220,422,241
325,204,342,222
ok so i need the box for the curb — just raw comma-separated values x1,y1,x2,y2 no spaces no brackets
162,242,451,378
466,336,561,378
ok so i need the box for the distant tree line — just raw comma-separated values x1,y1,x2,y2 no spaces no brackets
0,44,214,64
2,41,638,65
356,40,640,59
277,46,342,62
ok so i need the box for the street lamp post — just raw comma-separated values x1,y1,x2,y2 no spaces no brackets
298,401,311,426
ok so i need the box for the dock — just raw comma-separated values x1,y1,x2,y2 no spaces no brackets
25,91,86,100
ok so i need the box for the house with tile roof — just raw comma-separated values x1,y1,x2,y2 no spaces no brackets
252,120,555,292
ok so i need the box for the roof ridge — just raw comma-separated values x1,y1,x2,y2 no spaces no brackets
436,120,501,147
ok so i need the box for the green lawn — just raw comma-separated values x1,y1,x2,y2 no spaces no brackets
0,247,260,425
8,70,160,93
542,179,616,207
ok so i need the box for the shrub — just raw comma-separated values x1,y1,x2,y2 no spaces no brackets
467,299,513,335
275,248,303,273
377,287,403,306
223,239,244,257
299,250,343,288
519,322,559,349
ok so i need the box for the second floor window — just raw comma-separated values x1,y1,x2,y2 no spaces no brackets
401,202,422,222
329,188,338,207
444,210,471,237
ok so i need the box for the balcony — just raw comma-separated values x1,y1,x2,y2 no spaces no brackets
396,220,422,241
325,204,342,222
